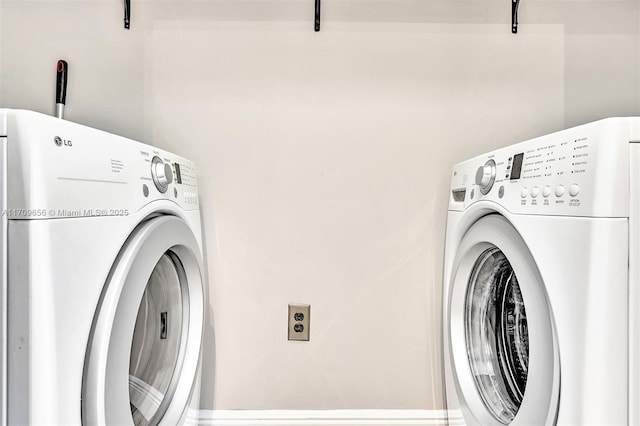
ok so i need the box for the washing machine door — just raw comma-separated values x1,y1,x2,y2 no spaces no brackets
82,215,204,426
447,214,559,426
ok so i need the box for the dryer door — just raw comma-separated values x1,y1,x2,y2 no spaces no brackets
82,215,204,426
447,214,559,426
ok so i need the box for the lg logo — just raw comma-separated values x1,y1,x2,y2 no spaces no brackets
54,136,72,147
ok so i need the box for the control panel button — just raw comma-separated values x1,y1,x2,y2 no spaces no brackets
569,184,580,197
151,156,173,193
475,159,496,195
530,186,539,198
542,186,552,198
476,165,492,187
520,188,528,198
555,185,565,197
183,192,198,205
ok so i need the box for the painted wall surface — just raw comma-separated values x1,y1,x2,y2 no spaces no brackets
1,0,639,411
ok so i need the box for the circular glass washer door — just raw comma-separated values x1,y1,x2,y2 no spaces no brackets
83,215,204,426
447,214,559,426
465,248,529,423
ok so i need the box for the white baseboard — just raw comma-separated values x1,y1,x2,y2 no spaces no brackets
188,409,455,426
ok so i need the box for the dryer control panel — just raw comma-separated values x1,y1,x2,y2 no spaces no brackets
1,109,200,219
449,117,640,217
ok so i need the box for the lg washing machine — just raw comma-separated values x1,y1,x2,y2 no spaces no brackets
443,118,640,425
0,109,205,425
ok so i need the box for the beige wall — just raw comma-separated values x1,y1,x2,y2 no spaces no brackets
1,0,638,411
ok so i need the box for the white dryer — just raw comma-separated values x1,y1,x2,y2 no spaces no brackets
0,109,205,425
443,118,640,425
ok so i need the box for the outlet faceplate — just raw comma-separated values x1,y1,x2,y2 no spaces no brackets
288,304,310,341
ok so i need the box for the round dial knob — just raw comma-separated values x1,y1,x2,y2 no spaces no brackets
475,159,496,194
151,156,173,193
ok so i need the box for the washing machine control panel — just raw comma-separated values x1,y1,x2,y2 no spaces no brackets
449,117,640,217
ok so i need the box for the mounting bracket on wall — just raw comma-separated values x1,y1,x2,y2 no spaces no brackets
512,0,520,33
314,0,321,32
124,0,131,30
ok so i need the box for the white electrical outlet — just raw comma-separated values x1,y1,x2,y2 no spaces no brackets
288,304,310,341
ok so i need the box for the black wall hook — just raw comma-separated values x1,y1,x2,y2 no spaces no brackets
124,0,131,29
512,0,520,33
314,0,321,32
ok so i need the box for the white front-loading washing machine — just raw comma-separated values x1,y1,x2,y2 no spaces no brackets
0,109,205,425
443,118,640,425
